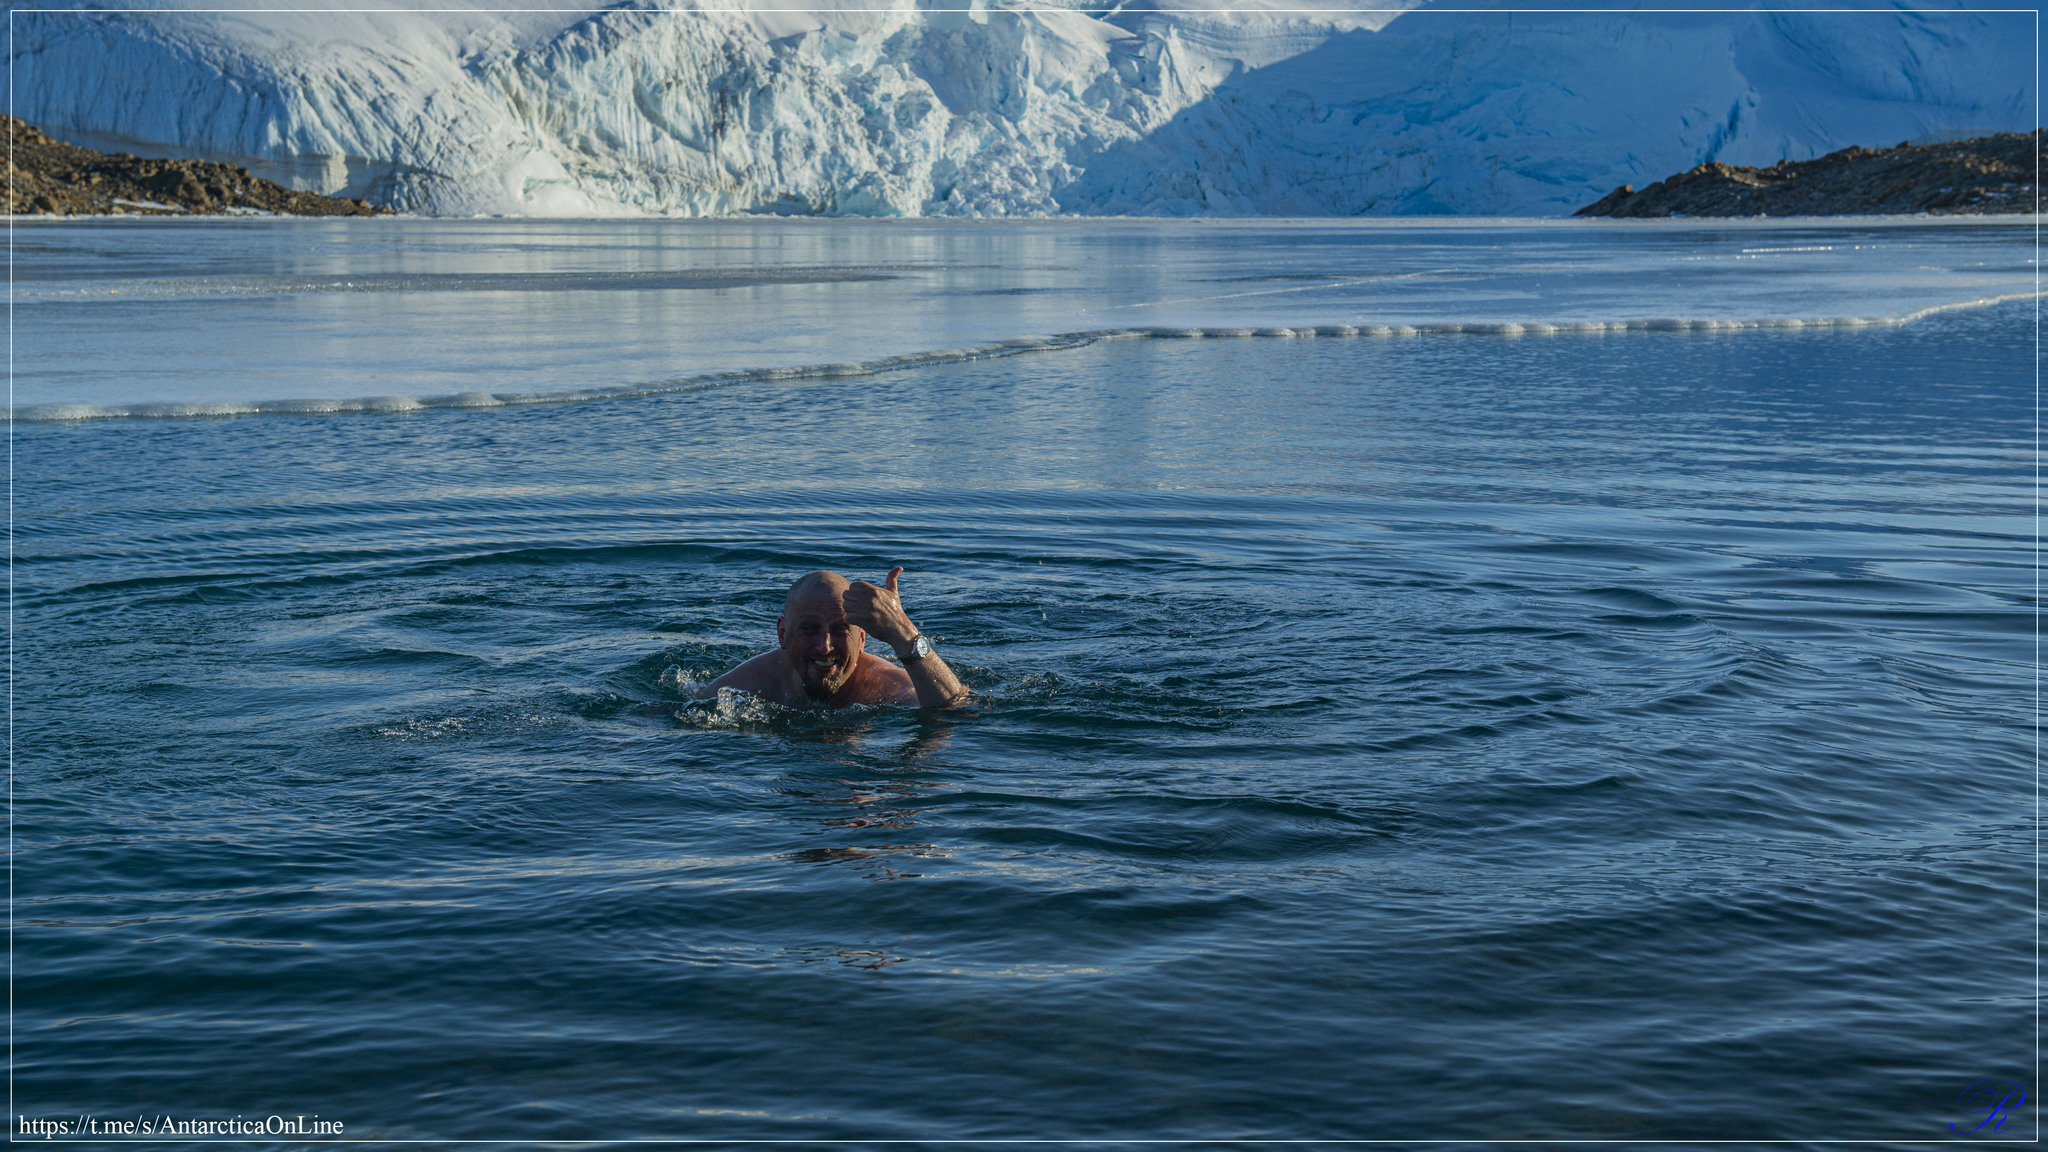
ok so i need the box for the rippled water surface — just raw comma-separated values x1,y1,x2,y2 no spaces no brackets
12,214,2035,414
14,220,2036,1142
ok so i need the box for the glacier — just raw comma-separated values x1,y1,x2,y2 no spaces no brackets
9,0,2037,217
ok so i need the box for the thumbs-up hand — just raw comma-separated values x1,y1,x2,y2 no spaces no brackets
843,565,917,648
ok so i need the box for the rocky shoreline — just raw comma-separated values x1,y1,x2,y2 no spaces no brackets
5,117,385,217
1576,131,2040,218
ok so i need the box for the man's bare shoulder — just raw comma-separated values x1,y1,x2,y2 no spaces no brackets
699,651,790,701
853,656,918,706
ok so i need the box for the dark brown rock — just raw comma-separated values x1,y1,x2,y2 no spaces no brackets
1574,131,2042,217
5,116,389,217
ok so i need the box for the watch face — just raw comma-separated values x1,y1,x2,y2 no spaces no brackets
912,635,933,659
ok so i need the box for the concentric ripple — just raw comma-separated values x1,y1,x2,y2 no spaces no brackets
12,288,2032,1140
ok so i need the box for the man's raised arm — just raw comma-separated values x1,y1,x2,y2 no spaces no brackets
842,567,970,708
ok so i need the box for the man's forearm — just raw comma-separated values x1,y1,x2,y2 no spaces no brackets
903,652,969,707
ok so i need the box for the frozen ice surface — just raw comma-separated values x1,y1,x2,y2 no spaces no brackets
10,216,2036,415
9,2,2034,218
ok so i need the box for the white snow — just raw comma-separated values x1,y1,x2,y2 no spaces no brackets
9,0,2036,217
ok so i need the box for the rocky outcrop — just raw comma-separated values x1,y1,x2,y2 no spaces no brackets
4,117,386,217
1575,132,2040,217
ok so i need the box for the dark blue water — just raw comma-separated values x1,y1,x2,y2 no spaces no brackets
15,299,2034,1141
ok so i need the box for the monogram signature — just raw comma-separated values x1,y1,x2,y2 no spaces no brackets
1951,1078,2029,1134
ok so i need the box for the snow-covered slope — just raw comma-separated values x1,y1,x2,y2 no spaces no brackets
1061,8,2039,215
9,1,2035,216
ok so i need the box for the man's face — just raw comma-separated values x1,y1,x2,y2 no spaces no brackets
778,589,864,701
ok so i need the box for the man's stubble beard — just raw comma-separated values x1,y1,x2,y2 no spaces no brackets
802,655,851,702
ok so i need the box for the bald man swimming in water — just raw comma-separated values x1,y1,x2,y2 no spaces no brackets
699,567,970,709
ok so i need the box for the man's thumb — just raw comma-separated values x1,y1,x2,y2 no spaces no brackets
885,565,904,593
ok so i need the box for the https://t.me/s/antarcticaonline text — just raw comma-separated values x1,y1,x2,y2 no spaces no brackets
19,1114,344,1138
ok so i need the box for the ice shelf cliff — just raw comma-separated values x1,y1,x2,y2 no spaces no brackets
10,0,2036,217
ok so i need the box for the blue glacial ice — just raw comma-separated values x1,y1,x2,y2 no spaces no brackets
9,0,2036,218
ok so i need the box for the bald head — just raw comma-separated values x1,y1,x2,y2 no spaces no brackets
785,570,851,616
779,571,862,702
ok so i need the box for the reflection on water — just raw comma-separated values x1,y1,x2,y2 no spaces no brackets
11,216,2034,411
777,716,961,880
789,945,913,971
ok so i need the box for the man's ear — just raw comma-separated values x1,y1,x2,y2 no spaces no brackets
775,616,787,646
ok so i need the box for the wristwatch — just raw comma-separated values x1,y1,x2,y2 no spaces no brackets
899,634,933,663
